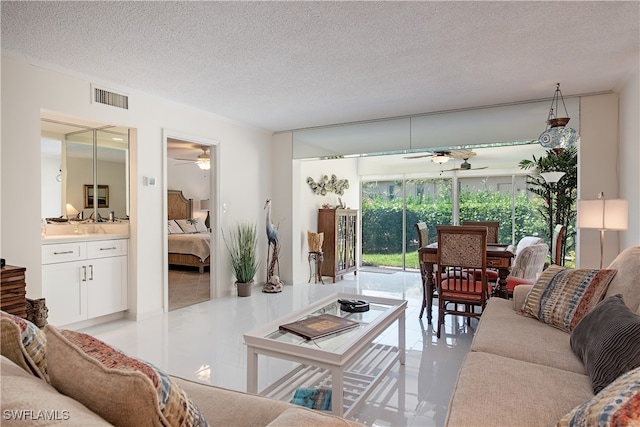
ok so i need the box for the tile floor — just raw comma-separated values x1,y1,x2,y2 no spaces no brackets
81,270,477,427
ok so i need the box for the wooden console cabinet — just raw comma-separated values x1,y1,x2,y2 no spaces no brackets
318,209,358,283
1,265,27,318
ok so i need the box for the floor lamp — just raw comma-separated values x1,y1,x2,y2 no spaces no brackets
577,192,628,269
540,171,566,255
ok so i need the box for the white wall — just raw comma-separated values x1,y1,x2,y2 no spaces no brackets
618,71,640,250
1,55,273,319
168,159,211,223
577,94,621,268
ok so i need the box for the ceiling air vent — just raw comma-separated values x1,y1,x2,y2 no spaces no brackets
92,85,129,110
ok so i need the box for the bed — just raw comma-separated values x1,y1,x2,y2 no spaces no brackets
167,190,211,273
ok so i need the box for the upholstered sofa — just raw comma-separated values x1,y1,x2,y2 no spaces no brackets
446,245,640,426
0,314,363,426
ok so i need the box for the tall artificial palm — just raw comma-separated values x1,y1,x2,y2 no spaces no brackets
519,146,577,265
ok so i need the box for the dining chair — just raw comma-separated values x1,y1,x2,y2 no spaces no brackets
414,222,429,248
505,243,549,297
461,221,499,244
551,224,566,265
435,225,488,339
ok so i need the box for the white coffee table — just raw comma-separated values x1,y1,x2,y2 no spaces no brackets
244,293,406,417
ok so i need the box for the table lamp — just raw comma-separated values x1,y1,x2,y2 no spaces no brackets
577,192,628,269
200,199,210,228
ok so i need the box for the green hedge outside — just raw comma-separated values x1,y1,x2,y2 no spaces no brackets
362,188,548,255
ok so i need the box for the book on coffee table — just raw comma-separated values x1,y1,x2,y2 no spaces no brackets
279,313,359,340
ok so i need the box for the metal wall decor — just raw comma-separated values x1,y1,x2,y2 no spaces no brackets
306,175,349,196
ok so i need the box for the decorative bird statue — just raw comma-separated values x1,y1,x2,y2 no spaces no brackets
263,199,282,292
264,198,279,247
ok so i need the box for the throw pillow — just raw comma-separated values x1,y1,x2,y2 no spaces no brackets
557,365,640,426
192,218,208,233
0,310,48,381
45,325,209,427
176,219,198,233
168,220,183,234
523,265,616,332
570,294,640,393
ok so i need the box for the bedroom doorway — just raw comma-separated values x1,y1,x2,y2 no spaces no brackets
164,132,218,311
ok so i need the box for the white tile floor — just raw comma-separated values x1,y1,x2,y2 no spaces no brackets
81,270,477,427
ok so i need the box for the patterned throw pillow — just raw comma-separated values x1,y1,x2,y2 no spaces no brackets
192,218,208,233
176,219,198,233
0,311,48,381
45,325,209,427
523,265,616,332
168,220,183,234
570,295,640,393
557,365,640,426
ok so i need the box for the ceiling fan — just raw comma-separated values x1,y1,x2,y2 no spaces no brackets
404,149,477,164
444,158,488,171
174,146,210,170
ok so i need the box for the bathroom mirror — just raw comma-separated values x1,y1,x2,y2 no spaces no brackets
41,113,130,221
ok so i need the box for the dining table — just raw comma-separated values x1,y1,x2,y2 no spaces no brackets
417,242,515,324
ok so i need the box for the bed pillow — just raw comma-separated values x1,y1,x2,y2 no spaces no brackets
168,220,183,234
45,325,209,427
176,219,197,233
570,294,640,393
522,265,616,332
192,218,208,233
0,311,49,382
557,365,640,426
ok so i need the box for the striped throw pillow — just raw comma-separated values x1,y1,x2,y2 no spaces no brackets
523,265,616,332
557,365,640,426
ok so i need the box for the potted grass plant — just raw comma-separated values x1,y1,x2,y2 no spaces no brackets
223,222,260,297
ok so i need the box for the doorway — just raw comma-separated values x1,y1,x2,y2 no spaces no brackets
164,131,218,311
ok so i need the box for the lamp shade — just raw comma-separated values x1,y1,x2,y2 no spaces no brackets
540,171,566,184
577,199,628,230
200,199,210,211
66,203,79,216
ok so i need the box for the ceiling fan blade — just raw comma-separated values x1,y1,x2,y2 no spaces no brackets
173,157,196,162
403,154,433,159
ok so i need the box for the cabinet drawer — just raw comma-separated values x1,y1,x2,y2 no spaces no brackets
86,239,128,258
42,243,86,264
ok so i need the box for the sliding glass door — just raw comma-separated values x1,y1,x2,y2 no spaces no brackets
361,177,452,270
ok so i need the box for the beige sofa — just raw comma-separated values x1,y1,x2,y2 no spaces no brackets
445,245,640,426
1,318,363,427
1,355,361,426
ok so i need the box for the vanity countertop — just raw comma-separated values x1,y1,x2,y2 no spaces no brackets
41,233,130,244
42,222,130,244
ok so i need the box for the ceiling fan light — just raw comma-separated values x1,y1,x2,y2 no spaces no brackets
196,158,210,170
431,155,450,164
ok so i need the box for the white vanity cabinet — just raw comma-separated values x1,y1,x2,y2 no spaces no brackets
42,238,128,326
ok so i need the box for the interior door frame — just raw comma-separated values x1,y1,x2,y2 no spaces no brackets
162,129,220,311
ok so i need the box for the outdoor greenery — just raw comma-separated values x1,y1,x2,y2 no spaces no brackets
362,181,547,255
223,222,260,283
519,146,577,265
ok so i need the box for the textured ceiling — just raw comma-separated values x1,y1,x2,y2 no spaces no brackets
2,1,639,132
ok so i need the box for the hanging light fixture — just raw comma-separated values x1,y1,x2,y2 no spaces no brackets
431,154,450,164
538,83,579,151
196,147,210,170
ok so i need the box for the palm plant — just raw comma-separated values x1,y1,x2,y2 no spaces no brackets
223,222,259,283
519,146,577,265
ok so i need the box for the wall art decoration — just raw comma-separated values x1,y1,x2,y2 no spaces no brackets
306,175,349,196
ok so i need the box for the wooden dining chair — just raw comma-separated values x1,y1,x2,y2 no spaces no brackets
414,222,429,248
435,226,488,339
462,221,499,244
552,224,566,265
